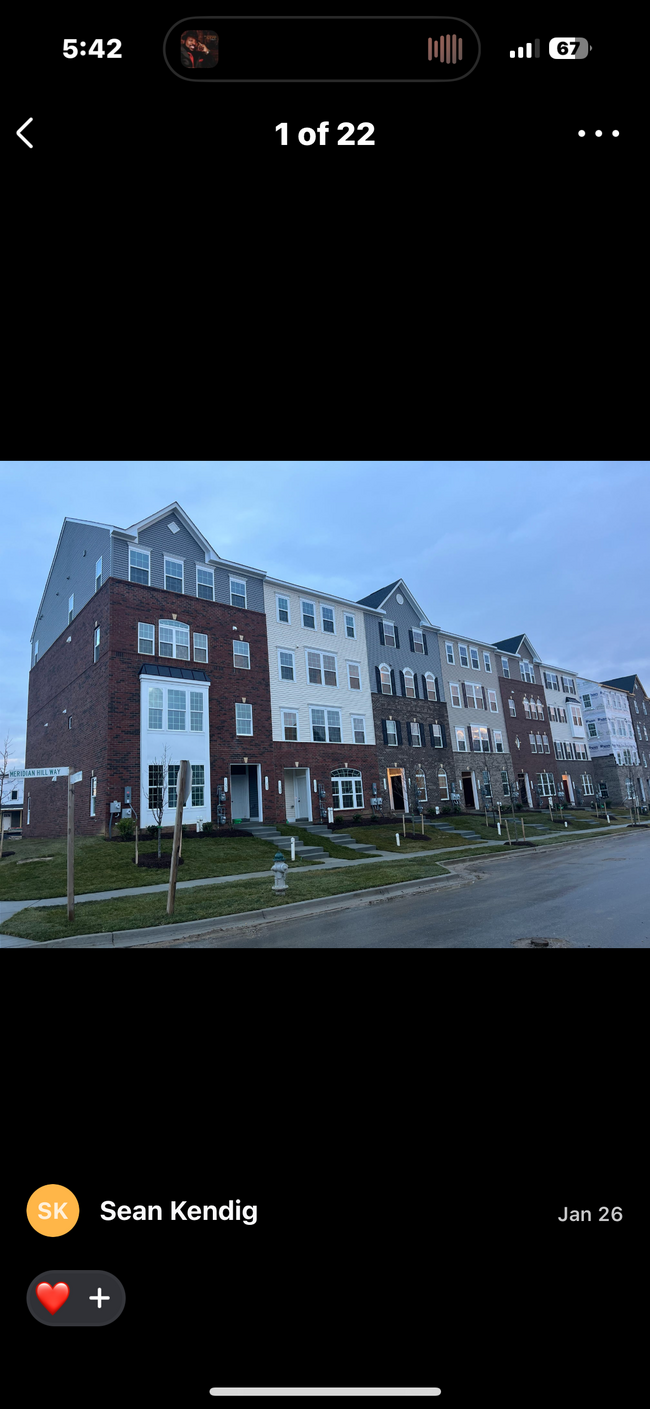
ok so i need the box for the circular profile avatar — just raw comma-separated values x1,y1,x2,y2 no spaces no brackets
181,29,218,69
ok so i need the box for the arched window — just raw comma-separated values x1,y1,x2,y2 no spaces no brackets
379,664,392,695
404,668,415,698
536,699,544,719
523,696,531,719
425,672,437,701
437,769,449,800
159,620,190,660
415,766,427,801
331,767,364,811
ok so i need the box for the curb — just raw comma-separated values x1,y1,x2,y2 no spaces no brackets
21,869,472,948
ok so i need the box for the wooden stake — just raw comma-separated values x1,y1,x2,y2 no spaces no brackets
167,760,189,916
505,816,511,845
403,813,406,836
521,814,526,840
67,770,75,922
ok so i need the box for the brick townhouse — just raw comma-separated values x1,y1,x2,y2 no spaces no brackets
25,504,277,836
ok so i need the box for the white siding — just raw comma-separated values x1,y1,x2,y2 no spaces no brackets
139,675,212,823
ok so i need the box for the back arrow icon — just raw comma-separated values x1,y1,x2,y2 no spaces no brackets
17,117,33,148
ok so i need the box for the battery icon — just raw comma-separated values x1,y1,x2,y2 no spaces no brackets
549,37,590,59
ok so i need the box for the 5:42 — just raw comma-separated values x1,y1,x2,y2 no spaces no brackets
63,39,122,58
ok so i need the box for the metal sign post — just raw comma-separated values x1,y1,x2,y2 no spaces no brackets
167,760,190,916
67,769,82,922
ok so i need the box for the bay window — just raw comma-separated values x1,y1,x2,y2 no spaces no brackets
168,689,186,730
190,692,204,731
148,687,163,729
191,764,205,807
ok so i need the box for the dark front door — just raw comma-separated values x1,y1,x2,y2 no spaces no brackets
391,773,405,810
462,776,475,807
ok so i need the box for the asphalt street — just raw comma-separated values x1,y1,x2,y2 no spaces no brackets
146,829,650,947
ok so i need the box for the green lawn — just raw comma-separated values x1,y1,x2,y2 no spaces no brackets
275,822,364,860
0,834,314,901
1,857,451,943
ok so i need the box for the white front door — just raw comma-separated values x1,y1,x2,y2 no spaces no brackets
293,770,307,818
230,771,249,818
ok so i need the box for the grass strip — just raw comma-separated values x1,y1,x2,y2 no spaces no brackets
275,822,368,860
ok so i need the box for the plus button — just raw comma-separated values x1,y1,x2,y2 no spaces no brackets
89,1287,111,1308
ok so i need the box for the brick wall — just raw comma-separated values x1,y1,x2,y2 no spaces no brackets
270,740,379,823
370,694,456,812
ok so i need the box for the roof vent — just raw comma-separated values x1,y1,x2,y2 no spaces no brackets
168,521,180,534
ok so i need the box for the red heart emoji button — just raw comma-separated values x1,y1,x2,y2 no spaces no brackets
36,1282,70,1315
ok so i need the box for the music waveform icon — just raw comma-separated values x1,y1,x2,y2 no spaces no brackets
427,34,463,63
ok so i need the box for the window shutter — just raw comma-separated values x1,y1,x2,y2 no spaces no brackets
434,676,440,700
381,719,388,744
375,666,382,693
462,682,468,707
394,625,400,649
414,674,419,698
396,721,403,744
481,685,488,710
487,727,492,751
390,669,396,695
420,721,426,746
429,723,435,746
440,723,447,748
422,675,428,699
378,621,385,645
407,723,412,746
408,628,414,652
399,670,406,696
423,634,428,655
468,729,474,751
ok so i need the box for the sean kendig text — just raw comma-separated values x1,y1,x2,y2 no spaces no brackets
558,1207,622,1221
100,1200,257,1223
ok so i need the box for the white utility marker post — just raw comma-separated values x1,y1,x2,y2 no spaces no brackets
67,769,83,921
291,836,296,861
167,760,190,916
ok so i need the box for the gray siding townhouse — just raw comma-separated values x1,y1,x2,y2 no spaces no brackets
357,580,456,813
596,674,649,805
438,629,517,810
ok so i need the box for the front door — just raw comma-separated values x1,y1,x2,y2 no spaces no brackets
230,766,249,819
562,775,571,803
389,770,405,810
293,770,308,819
462,775,475,807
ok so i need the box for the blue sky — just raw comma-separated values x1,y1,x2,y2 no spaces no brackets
1,460,648,766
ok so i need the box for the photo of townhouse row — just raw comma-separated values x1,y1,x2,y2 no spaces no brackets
20,502,650,836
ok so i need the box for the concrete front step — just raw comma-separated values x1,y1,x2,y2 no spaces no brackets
230,823,326,859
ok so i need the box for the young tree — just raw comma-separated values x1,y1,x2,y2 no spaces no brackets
142,747,174,858
0,734,14,861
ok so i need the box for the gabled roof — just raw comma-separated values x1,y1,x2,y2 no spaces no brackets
601,674,647,696
356,579,434,626
492,633,541,660
266,575,383,614
126,502,219,561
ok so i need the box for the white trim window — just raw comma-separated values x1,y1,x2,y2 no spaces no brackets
310,707,341,743
278,649,295,681
455,727,467,752
159,620,190,660
520,660,535,683
466,682,484,709
574,742,588,760
459,644,469,667
493,730,504,753
383,620,396,647
483,652,492,672
501,658,510,677
414,766,427,801
164,557,183,593
536,699,545,719
472,726,490,752
301,599,316,629
488,689,498,712
148,687,163,729
168,689,186,730
587,720,597,738
168,765,179,809
307,650,338,686
536,734,544,753
93,627,100,663
412,629,425,654
331,769,364,811
404,668,416,698
570,704,583,728
410,722,422,746
235,703,253,735
344,612,356,639
542,734,550,753
450,683,461,708
321,604,335,634
544,670,559,690
276,594,290,624
129,548,150,585
190,692,204,731
149,764,164,810
68,593,74,625
431,723,443,747
351,715,366,743
95,557,102,593
425,673,437,701
561,676,574,693
193,632,208,663
230,577,247,609
233,640,250,669
438,769,449,800
508,698,516,717
386,720,398,746
281,709,298,741
90,775,97,817
582,693,592,709
470,647,480,670
524,697,531,719
554,741,563,760
445,642,455,664
347,661,361,691
191,764,205,808
581,774,594,796
138,622,155,655
380,664,392,695
537,772,556,796
197,567,214,600
501,769,510,796
529,733,537,753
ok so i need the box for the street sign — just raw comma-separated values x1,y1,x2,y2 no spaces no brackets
69,770,83,785
9,767,69,778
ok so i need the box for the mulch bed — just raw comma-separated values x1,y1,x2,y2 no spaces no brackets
135,855,185,869
0,852,15,859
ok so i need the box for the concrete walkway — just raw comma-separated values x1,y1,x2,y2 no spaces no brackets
0,824,634,947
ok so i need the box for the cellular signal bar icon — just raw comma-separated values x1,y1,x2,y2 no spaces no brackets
427,34,463,62
510,40,540,58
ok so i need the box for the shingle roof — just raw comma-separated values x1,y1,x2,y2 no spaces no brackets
492,635,526,654
357,581,401,610
600,675,637,692
139,665,210,681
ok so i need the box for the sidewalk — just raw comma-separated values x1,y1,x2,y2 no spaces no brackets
0,823,635,947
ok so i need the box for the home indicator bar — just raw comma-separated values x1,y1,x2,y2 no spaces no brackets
163,17,481,81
